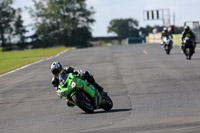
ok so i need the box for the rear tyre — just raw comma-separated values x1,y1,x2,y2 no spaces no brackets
72,92,94,113
102,95,113,111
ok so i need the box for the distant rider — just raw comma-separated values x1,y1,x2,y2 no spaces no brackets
161,27,173,47
50,62,106,107
181,26,196,53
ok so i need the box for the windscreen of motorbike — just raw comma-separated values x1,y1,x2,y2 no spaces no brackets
59,72,69,86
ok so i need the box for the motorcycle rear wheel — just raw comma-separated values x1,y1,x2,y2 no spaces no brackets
102,95,113,111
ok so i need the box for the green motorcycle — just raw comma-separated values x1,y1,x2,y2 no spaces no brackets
57,72,113,113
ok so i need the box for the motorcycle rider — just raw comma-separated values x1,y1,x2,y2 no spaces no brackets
50,62,106,107
161,27,173,47
181,26,196,53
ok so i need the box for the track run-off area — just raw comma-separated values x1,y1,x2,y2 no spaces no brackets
1,43,200,133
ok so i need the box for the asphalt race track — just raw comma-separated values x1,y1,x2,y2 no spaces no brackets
1,44,200,133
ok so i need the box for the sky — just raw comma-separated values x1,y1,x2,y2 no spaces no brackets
13,0,200,36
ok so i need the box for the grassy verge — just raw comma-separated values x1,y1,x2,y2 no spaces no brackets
0,47,74,74
173,34,182,46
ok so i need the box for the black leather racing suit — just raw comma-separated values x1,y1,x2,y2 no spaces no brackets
161,31,173,40
51,67,104,92
181,30,196,52
161,31,173,48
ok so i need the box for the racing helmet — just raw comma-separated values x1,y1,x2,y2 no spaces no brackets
163,27,168,33
184,26,190,32
51,62,63,75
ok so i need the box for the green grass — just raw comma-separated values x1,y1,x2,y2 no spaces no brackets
0,47,74,74
145,36,149,43
173,34,182,46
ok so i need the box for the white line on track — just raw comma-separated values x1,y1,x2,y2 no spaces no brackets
0,49,69,78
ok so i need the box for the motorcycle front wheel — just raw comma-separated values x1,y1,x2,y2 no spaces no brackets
185,48,193,60
72,91,94,113
165,46,171,55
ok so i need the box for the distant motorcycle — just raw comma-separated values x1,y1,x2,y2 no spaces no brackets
182,37,194,60
162,36,173,55
57,72,113,113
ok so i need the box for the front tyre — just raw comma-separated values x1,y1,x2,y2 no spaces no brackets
102,95,113,111
165,46,171,55
185,48,193,60
72,92,94,113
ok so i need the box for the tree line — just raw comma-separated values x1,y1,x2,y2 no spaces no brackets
107,18,184,43
0,0,184,51
0,0,27,51
0,0,95,51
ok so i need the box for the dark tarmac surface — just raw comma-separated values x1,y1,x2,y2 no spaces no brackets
1,44,200,133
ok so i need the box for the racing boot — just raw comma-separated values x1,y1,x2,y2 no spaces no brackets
66,100,74,107
193,42,196,53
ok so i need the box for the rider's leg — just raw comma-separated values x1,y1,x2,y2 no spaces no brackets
84,71,104,93
194,42,196,53
182,44,186,54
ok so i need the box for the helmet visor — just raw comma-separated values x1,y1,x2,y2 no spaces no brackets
52,69,60,75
